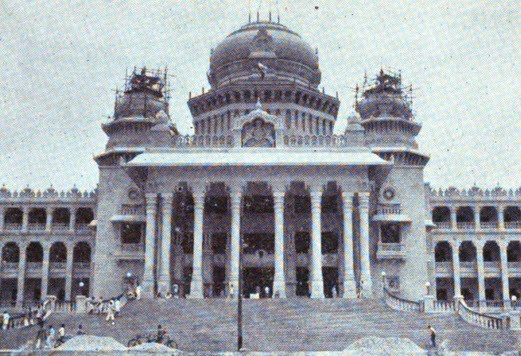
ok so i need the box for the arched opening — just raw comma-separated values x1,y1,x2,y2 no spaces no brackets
480,206,498,229
432,207,451,229
459,241,477,262
507,241,521,262
73,242,91,264
26,242,43,262
456,206,474,229
504,206,521,229
76,208,94,229
2,242,20,263
435,241,452,262
28,208,46,230
52,208,70,230
483,241,500,262
50,242,67,263
4,208,23,229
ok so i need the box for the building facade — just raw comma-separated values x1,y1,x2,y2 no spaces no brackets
0,18,517,307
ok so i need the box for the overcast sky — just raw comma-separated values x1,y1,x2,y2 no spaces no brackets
0,0,519,191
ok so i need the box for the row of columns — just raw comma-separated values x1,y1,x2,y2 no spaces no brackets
0,207,83,232
448,206,506,230
0,242,77,307
141,186,372,299
449,239,511,308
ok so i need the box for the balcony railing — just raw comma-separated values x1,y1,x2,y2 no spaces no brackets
509,262,521,270
435,262,452,273
377,204,402,215
434,222,451,229
505,222,521,229
52,223,69,231
26,262,43,270
1,262,18,271
480,222,498,229
73,262,90,270
4,223,22,231
119,243,145,253
120,204,144,216
75,223,91,232
49,262,67,270
484,261,501,270
27,223,46,231
456,222,475,230
376,242,405,260
460,262,477,270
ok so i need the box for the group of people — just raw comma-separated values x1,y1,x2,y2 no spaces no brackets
1,302,48,330
85,296,122,324
35,323,86,349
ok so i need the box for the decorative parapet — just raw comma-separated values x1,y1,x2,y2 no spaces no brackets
430,186,521,199
0,185,97,200
173,134,234,147
283,134,353,147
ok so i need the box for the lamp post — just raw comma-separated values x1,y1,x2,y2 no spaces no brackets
237,237,247,351
425,282,431,296
381,271,386,292
79,281,85,296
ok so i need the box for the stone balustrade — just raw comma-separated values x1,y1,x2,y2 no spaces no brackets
120,204,144,215
383,287,421,312
283,134,352,147
376,203,402,215
432,300,456,313
430,186,521,198
457,300,504,330
27,223,46,231
173,134,234,147
4,223,22,231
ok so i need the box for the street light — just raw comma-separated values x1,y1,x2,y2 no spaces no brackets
424,282,431,295
381,271,386,291
126,272,132,278
237,237,248,351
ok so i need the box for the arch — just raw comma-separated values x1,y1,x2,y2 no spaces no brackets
504,206,521,228
2,242,19,263
4,208,23,224
456,206,474,223
52,208,70,224
483,241,500,262
432,206,451,223
49,242,67,263
435,241,452,262
507,241,521,262
73,242,91,263
26,242,43,262
76,208,94,224
28,208,46,224
459,241,476,262
480,206,498,222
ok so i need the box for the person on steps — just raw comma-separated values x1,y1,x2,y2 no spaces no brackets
35,324,47,349
428,325,436,347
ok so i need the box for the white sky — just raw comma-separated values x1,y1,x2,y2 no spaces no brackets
0,0,519,191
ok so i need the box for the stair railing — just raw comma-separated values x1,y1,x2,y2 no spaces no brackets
0,298,52,331
456,299,505,330
383,287,422,312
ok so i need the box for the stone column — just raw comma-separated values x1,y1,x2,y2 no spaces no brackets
0,207,4,231
41,243,50,298
69,208,76,232
498,206,505,231
499,240,511,310
190,192,205,298
229,189,241,297
45,208,53,232
450,208,457,230
474,207,481,231
142,193,158,298
65,243,74,300
475,241,486,311
16,243,27,307
310,188,324,298
273,190,286,298
22,206,29,232
359,192,372,297
158,193,173,294
342,192,357,298
452,240,462,298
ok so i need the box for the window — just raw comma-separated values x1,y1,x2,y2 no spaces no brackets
322,195,338,213
295,231,310,253
294,195,310,214
243,233,274,254
380,223,400,243
205,196,228,214
243,195,273,214
321,232,338,254
212,232,227,254
121,223,142,244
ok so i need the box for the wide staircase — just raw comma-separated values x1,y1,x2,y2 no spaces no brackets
1,298,519,352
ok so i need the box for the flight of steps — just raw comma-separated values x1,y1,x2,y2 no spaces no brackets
1,298,519,352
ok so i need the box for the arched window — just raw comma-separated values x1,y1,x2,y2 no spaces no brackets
435,241,452,262
2,242,19,263
76,208,94,225
26,242,43,262
73,242,91,263
483,241,500,262
4,208,23,224
459,241,476,262
50,242,67,263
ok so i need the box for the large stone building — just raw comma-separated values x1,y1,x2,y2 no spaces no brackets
1,18,519,308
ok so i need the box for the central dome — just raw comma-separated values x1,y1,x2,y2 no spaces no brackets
208,21,321,88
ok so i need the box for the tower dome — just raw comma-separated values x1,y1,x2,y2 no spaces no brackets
208,19,321,88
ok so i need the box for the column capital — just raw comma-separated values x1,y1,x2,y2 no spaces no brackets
498,239,509,250
273,190,285,201
474,239,485,250
342,191,355,199
161,192,174,200
193,194,205,208
145,192,158,201
452,239,461,250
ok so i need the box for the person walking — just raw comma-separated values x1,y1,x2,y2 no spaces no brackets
2,311,10,330
428,325,436,347
76,324,86,335
115,298,121,316
106,300,115,323
35,324,47,349
58,324,66,344
156,324,166,344
45,325,55,349
135,283,142,300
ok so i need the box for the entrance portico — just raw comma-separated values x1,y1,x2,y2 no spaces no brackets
125,148,389,299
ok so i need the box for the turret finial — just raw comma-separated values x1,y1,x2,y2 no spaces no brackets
256,98,262,110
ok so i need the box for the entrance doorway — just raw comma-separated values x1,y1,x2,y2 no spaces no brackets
323,267,339,298
242,267,273,298
296,267,309,297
